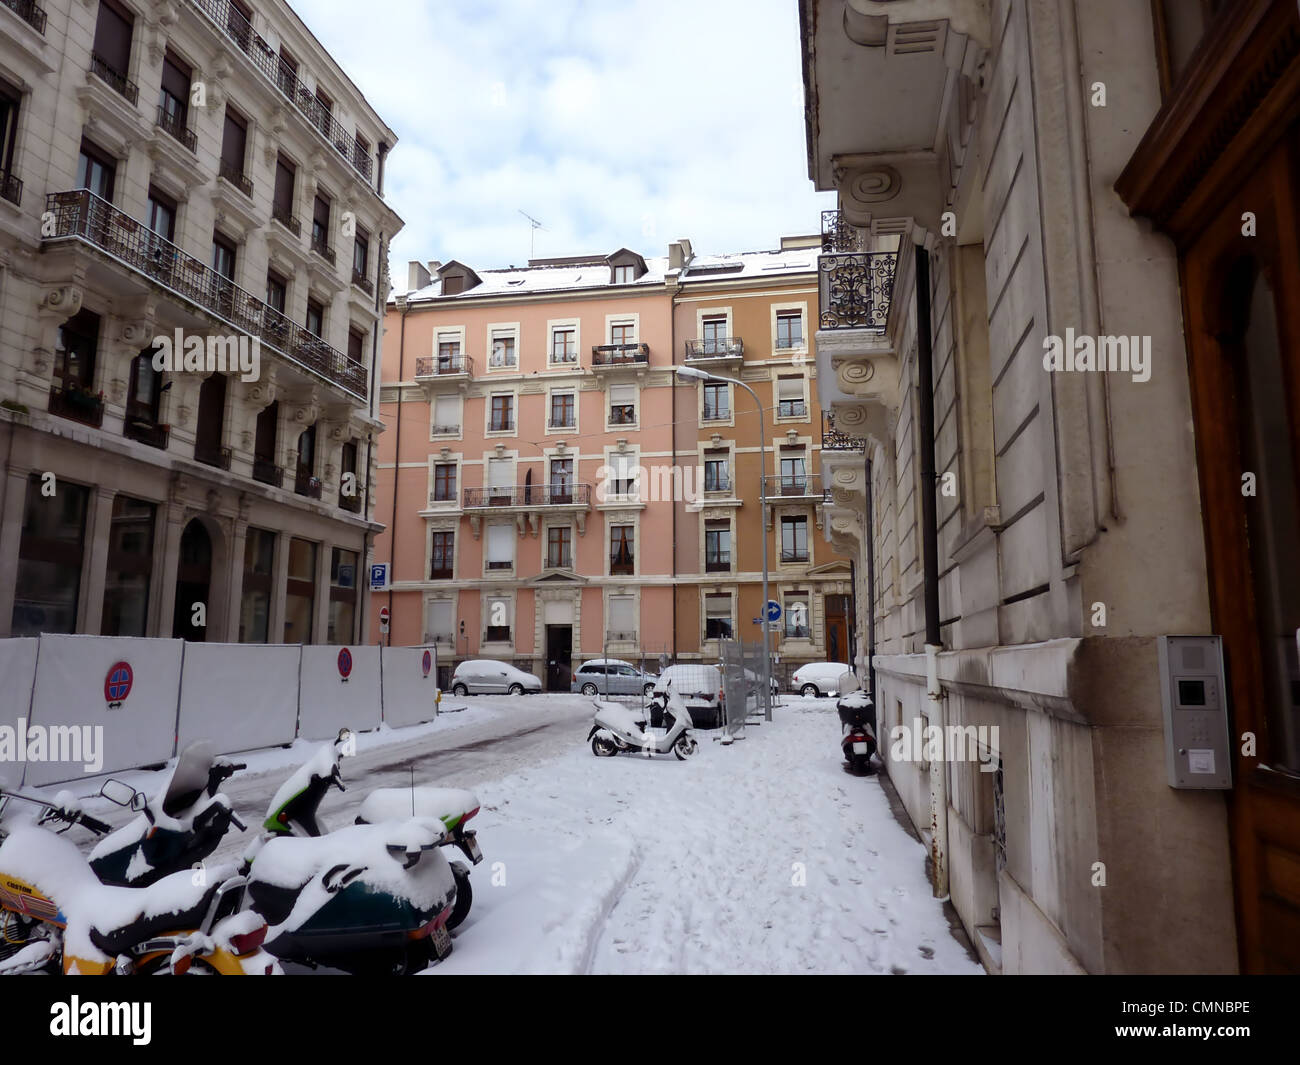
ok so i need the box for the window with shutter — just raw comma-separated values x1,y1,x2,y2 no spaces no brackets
486,526,513,570
607,596,637,639
221,110,248,179
426,599,454,642
777,376,806,417
93,0,133,78
433,395,459,435
609,384,636,425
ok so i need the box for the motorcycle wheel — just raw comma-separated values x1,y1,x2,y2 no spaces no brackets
592,734,618,757
673,734,699,760
447,864,473,931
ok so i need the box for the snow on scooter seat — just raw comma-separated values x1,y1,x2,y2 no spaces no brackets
0,825,236,965
356,787,479,828
592,702,647,735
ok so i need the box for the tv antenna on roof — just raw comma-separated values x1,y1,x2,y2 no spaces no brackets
518,209,545,259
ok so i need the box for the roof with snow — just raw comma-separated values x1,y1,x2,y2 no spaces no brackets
398,245,818,304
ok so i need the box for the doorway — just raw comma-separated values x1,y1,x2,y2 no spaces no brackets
824,594,851,665
545,624,572,692
173,519,213,641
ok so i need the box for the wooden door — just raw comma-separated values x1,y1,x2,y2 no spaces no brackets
1182,133,1300,973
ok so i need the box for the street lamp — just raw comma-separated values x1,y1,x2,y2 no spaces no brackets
676,364,772,723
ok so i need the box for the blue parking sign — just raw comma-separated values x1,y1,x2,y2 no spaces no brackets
370,563,388,590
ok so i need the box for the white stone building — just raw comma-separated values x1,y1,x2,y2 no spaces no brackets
0,0,401,644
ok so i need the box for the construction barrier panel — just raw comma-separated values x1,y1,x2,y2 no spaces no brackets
24,635,183,787
0,638,39,786
298,644,382,740
381,646,439,728
177,643,301,756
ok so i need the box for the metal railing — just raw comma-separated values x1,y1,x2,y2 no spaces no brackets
252,458,283,486
702,405,730,422
463,483,591,508
351,268,374,296
592,343,649,366
271,204,300,235
546,553,573,570
778,401,808,418
89,54,138,105
339,490,362,513
547,417,576,430
0,170,21,207
188,0,374,182
821,209,861,254
218,162,253,197
431,423,460,435
124,419,169,449
415,352,473,377
819,250,896,331
763,473,824,497
195,443,232,470
48,385,103,427
780,549,810,563
2,0,47,34
703,475,731,493
155,105,197,152
43,190,367,400
705,554,731,572
295,468,322,498
685,337,744,360
605,630,637,643
822,409,866,452
310,233,334,264
488,417,515,432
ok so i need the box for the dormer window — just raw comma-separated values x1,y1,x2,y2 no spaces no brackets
437,261,482,297
607,249,647,284
613,264,635,284
442,274,465,295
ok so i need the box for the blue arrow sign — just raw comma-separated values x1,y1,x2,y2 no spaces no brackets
765,600,782,622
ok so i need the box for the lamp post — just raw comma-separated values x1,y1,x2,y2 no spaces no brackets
676,364,772,723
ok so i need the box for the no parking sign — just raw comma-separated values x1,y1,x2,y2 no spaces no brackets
337,647,353,682
105,661,133,709
422,649,432,678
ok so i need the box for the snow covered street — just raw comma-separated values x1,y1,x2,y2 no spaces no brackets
25,693,981,976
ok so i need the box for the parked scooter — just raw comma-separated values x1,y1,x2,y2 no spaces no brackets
836,674,877,775
88,740,247,887
588,680,700,760
239,729,460,975
0,787,277,975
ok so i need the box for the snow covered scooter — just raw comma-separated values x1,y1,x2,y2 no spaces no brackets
588,680,700,760
0,787,276,975
239,729,460,974
836,679,877,775
88,740,247,887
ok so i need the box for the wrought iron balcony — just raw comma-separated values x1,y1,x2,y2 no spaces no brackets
155,105,197,152
702,404,730,422
189,0,374,183
414,352,473,378
339,490,362,513
124,418,169,449
295,467,322,498
218,162,253,197
763,473,824,499
819,250,896,331
48,385,103,428
252,458,283,486
703,474,731,493
89,54,139,105
195,443,233,470
821,209,862,254
780,549,811,563
822,410,866,453
352,269,374,296
2,0,47,34
310,233,335,264
272,204,300,236
463,484,592,509
685,337,744,361
0,169,21,207
546,553,573,570
591,343,649,367
43,191,367,400
605,630,637,643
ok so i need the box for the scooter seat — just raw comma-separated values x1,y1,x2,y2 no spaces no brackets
87,873,223,957
355,787,479,828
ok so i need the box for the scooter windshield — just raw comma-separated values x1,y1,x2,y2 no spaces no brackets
161,740,216,818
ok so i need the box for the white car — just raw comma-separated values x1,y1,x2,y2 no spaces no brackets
790,662,853,697
450,659,543,696
654,664,725,729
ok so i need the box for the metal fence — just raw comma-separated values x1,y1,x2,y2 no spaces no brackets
718,636,773,738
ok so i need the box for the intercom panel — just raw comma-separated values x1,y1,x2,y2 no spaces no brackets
1157,636,1232,790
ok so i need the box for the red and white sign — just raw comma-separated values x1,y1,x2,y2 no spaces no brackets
337,647,353,680
104,661,133,707
422,649,432,678
379,606,390,634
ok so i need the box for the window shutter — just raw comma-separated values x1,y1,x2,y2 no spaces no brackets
608,596,636,631
610,384,635,405
221,111,247,173
486,525,513,563
777,376,803,400
488,459,512,490
434,395,458,429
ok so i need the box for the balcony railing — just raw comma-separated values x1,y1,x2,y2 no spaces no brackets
195,443,232,470
429,565,452,580
822,410,866,453
703,475,731,493
48,385,103,428
819,250,897,331
592,343,649,367
547,418,575,430
352,268,374,296
414,352,473,378
43,191,367,400
484,626,511,643
310,233,335,264
155,105,197,152
605,631,638,643
0,170,21,207
705,554,731,572
339,490,362,514
702,405,730,422
546,554,573,570
124,419,169,449
463,484,592,508
778,401,808,418
431,423,460,436
685,337,744,360
252,458,283,487
780,549,811,563
2,0,47,34
295,468,323,498
763,473,824,498
821,209,861,254
189,0,374,182
271,204,300,236
89,54,138,105
218,161,253,198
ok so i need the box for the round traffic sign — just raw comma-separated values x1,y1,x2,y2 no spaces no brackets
765,600,782,622
105,661,133,704
337,647,353,679
422,649,432,678
379,607,390,623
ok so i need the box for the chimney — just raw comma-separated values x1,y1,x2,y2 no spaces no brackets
426,260,443,276
407,261,431,291
668,238,694,271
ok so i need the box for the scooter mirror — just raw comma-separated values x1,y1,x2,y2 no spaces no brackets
100,778,138,808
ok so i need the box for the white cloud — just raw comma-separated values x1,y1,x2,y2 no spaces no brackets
290,0,833,285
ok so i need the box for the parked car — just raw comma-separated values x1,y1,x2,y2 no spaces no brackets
653,664,725,729
790,662,853,697
450,659,543,696
572,660,658,697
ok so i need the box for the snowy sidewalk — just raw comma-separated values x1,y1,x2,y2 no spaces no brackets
431,698,984,975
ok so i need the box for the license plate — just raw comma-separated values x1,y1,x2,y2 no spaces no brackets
460,832,483,865
852,741,869,754
431,923,453,959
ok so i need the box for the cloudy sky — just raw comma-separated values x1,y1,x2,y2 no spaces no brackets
291,0,833,288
